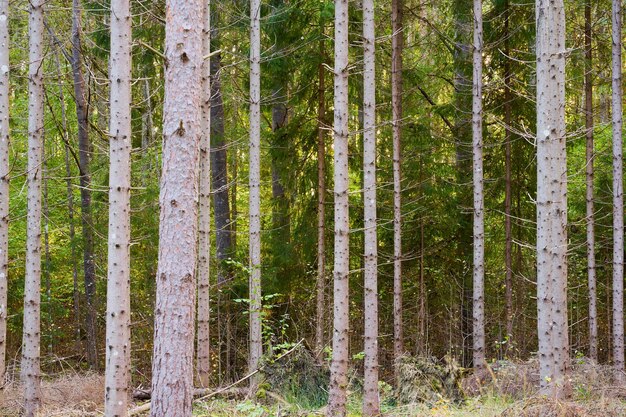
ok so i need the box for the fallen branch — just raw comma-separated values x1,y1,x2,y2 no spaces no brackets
129,339,305,415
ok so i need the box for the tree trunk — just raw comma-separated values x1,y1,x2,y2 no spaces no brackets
248,0,262,393
453,0,474,368
0,0,8,386
391,0,404,379
196,0,212,389
503,0,514,346
104,0,132,414
612,0,624,380
362,0,379,413
71,0,98,370
327,0,349,415
210,50,232,285
315,38,327,359
472,0,485,371
22,0,44,413
585,0,597,362
150,0,202,414
54,51,81,350
536,0,569,397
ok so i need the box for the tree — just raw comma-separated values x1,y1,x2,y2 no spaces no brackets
22,0,44,413
327,0,349,414
196,0,212,389
472,0,485,371
584,0,597,362
536,0,569,397
391,0,404,377
71,0,97,369
612,0,624,380
248,0,262,392
362,0,379,413
0,0,8,386
150,0,203,413
452,0,474,367
315,37,327,359
104,0,132,413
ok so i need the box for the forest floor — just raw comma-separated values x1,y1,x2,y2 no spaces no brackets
1,359,626,416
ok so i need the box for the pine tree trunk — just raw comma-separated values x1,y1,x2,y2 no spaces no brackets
585,0,597,362
362,0,379,413
391,0,404,379
0,0,8,386
536,0,569,397
248,0,262,392
453,0,474,368
315,38,327,358
71,0,98,369
612,0,624,379
54,51,81,349
471,0,485,371
503,0,514,345
327,0,349,415
104,0,132,413
196,0,212,389
210,49,232,285
22,0,44,413
150,0,203,414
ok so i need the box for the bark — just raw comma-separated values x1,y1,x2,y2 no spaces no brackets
391,0,404,379
536,0,569,397
210,51,232,285
196,0,212,389
0,0,8,385
315,38,326,358
612,0,624,379
453,0,474,368
248,0,262,392
503,0,514,345
104,0,132,413
327,0,349,415
471,0,485,371
150,0,203,413
362,0,379,413
54,52,80,349
585,0,597,362
71,0,98,369
22,0,44,413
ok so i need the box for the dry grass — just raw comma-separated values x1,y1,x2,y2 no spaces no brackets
0,372,104,416
2,359,626,416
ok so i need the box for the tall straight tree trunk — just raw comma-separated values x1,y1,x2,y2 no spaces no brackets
327,0,349,415
362,0,379,413
104,0,132,414
503,0,514,345
453,0,473,367
22,0,44,413
391,0,404,379
71,0,98,369
315,38,326,358
54,51,81,348
0,0,8,386
150,0,202,413
536,0,569,397
196,0,212,389
472,0,485,371
211,55,231,285
210,49,232,285
248,0,262,392
612,0,624,379
585,0,597,362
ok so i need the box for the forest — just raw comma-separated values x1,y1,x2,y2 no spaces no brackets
0,0,625,416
